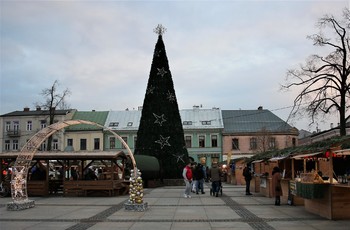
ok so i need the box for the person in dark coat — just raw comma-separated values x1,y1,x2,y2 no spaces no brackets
243,166,252,195
194,163,205,194
272,166,282,205
209,162,221,197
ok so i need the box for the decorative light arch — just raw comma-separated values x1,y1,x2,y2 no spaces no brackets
10,120,138,203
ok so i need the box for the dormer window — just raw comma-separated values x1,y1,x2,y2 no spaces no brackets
127,122,133,127
201,121,211,125
109,122,119,127
183,121,192,125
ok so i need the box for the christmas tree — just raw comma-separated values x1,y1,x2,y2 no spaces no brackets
134,25,189,179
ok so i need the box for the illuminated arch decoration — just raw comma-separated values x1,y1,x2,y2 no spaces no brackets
7,120,141,210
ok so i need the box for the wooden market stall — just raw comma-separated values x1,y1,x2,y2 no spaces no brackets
291,148,350,220
0,151,130,197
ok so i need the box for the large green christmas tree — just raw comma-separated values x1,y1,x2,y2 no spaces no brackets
134,25,189,179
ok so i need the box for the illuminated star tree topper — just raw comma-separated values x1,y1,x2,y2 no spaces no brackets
153,24,167,36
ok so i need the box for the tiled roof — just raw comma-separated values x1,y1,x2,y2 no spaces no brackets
222,109,294,134
0,109,74,117
105,108,224,131
180,108,224,129
105,110,141,131
65,111,109,131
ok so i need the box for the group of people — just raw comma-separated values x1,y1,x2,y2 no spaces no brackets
183,161,223,198
183,160,283,206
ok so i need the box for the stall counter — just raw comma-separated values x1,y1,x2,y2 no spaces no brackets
303,184,350,220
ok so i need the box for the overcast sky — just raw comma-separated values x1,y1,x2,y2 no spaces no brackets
1,0,349,132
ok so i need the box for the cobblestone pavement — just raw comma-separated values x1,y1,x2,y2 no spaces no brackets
0,183,349,230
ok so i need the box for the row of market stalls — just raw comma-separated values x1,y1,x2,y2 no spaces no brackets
245,135,350,220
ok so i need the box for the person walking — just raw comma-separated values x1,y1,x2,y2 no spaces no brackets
272,166,282,205
182,161,193,198
243,166,252,195
209,162,221,197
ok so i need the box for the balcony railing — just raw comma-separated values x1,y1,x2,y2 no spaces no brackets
6,130,21,137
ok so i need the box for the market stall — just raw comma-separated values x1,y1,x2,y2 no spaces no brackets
0,151,130,197
292,148,350,220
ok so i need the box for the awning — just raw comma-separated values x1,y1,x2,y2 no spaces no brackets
223,154,254,161
269,156,289,162
251,159,264,163
292,152,322,160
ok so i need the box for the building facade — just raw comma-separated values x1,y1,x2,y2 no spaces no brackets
64,111,109,152
0,107,75,152
222,107,299,161
181,107,224,165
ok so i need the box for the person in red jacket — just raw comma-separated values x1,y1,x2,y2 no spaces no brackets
182,161,193,198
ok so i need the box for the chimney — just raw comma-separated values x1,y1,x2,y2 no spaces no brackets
330,123,333,129
258,106,263,110
36,107,41,111
23,107,30,112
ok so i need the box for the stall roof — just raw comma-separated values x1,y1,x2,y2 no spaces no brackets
291,152,322,160
248,135,350,163
335,148,350,156
251,159,264,163
268,156,289,161
0,151,127,160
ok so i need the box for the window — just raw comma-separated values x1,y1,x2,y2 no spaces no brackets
268,137,276,149
183,121,192,125
53,139,58,150
211,135,218,147
232,138,239,150
5,122,10,131
250,138,257,150
110,137,116,149
26,121,32,131
12,140,19,150
109,122,119,127
199,135,205,148
40,142,46,151
67,139,73,146
292,138,296,147
201,121,211,125
40,120,47,129
185,136,192,148
5,140,10,150
121,137,128,149
127,122,133,127
13,121,19,131
134,136,137,147
80,139,87,150
94,138,100,150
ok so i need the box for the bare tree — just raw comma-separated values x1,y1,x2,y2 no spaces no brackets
36,80,71,150
282,8,350,136
255,127,278,153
